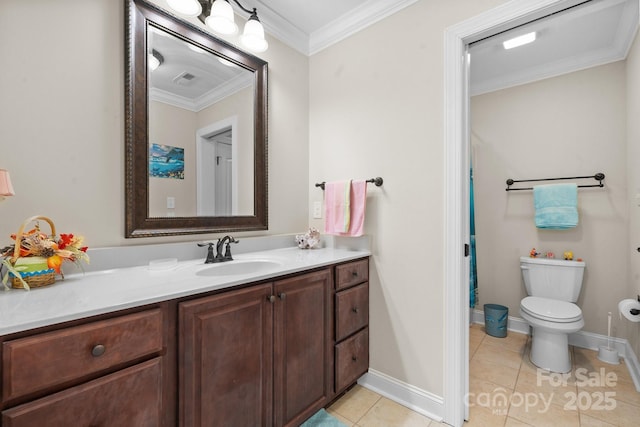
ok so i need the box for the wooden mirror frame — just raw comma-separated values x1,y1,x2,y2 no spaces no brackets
125,0,268,238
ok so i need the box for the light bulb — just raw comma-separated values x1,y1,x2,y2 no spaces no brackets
206,0,238,35
166,0,202,17
240,18,268,53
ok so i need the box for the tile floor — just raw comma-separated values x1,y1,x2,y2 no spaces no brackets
327,324,640,426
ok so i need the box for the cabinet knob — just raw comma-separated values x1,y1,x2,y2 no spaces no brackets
268,295,276,303
91,344,106,357
351,271,358,277
278,293,286,300
352,355,357,362
352,307,359,314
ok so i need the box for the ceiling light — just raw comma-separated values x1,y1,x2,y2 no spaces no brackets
503,32,536,50
166,0,202,17
167,0,268,53
149,49,164,71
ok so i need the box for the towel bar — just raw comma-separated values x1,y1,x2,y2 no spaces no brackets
315,177,383,191
505,173,604,191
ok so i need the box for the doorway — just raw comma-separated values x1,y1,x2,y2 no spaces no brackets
442,1,589,426
196,117,239,216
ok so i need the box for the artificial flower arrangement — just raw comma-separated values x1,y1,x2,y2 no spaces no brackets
0,216,89,290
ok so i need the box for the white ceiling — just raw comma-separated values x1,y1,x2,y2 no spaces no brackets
469,0,639,96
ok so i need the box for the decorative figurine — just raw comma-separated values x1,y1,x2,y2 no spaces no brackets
529,248,539,258
563,251,573,260
295,228,321,249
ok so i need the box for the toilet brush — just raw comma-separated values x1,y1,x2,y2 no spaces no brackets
597,312,620,364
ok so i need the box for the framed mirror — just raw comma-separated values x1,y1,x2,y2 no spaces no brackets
125,0,268,237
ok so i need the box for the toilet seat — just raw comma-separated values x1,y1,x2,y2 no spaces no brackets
520,296,582,323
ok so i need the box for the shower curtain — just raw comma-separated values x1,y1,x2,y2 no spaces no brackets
470,167,478,308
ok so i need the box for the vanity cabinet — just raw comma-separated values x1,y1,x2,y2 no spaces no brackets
334,259,369,394
0,255,369,427
0,306,170,426
179,269,333,427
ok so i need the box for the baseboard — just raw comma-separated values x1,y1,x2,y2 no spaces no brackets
357,369,444,422
471,309,640,391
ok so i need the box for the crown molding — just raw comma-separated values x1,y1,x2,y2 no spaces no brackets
242,0,417,56
308,0,419,55
150,72,253,112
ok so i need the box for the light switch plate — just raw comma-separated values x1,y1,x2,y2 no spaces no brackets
313,201,322,219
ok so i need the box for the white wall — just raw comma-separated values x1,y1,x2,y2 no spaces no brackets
309,0,507,397
0,0,309,247
471,62,628,336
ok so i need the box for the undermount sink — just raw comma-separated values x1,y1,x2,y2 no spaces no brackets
195,259,283,277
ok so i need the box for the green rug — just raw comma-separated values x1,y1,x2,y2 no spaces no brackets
300,409,346,426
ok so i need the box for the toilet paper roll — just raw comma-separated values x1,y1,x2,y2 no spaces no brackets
618,299,640,323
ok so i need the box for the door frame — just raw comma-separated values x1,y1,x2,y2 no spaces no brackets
442,1,584,425
196,116,239,216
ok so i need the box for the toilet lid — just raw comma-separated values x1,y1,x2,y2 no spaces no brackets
521,296,582,323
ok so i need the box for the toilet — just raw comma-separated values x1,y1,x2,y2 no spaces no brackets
519,256,585,373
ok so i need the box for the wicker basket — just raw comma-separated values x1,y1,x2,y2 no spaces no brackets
10,216,57,289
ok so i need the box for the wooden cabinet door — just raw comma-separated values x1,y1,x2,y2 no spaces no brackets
179,283,273,427
2,358,162,427
273,269,332,427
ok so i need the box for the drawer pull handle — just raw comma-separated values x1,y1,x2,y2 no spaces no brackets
352,355,357,362
352,307,359,314
351,271,358,277
91,344,106,357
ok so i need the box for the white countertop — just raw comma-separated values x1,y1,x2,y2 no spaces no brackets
0,246,370,336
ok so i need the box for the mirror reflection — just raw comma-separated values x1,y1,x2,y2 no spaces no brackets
147,25,254,217
125,0,268,238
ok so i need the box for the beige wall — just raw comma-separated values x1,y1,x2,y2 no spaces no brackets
0,0,309,247
471,62,629,336
197,86,254,215
149,100,197,217
309,0,507,396
626,31,640,356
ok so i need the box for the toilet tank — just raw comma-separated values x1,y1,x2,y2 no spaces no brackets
519,256,585,302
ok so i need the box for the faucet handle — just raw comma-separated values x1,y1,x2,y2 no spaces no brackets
223,237,239,260
197,242,217,264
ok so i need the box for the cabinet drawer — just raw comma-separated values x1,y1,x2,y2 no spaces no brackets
3,308,163,402
335,328,368,393
335,259,369,290
335,283,369,341
2,358,162,427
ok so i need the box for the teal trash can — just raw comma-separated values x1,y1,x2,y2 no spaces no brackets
484,304,508,338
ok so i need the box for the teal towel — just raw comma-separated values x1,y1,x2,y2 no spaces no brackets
533,184,578,229
300,409,346,427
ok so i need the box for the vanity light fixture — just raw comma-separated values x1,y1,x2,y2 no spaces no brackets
166,0,202,17
167,0,269,53
0,169,15,201
503,31,536,50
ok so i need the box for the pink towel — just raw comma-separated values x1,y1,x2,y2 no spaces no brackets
324,181,351,234
342,180,367,237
